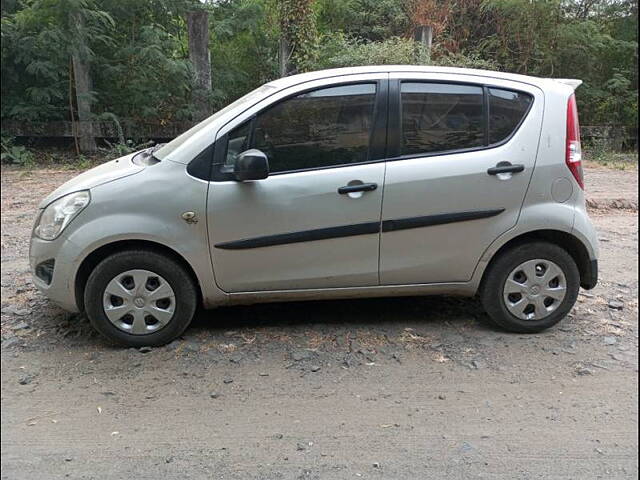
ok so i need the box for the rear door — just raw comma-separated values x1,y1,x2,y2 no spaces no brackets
208,76,389,292
380,73,543,285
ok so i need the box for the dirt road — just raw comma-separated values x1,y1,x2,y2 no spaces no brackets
1,164,638,479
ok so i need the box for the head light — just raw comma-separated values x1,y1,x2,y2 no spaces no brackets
35,191,90,240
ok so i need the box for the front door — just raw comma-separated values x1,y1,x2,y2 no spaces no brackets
208,81,387,292
380,76,544,285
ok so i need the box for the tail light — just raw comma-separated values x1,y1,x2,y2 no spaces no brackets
566,94,584,189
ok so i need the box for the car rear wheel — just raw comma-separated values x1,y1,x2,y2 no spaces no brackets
481,242,580,333
84,249,198,347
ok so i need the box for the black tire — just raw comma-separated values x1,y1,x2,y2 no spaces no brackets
480,242,580,333
84,249,198,347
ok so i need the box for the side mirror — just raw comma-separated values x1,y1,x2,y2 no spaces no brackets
234,149,269,181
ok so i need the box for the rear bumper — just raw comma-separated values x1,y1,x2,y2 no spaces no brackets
581,259,598,290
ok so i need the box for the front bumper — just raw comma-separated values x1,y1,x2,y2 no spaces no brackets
29,235,81,313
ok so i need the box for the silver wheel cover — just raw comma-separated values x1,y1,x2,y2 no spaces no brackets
102,269,176,335
502,259,567,321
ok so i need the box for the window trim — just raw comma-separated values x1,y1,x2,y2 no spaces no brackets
211,79,388,181
387,79,534,162
191,77,535,181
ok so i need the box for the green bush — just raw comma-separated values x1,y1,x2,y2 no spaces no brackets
309,34,497,71
1,136,35,166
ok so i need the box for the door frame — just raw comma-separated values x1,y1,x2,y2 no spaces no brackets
385,77,536,162
378,73,544,285
205,73,393,293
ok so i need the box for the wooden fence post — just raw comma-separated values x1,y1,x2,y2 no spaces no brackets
414,25,433,49
414,25,433,62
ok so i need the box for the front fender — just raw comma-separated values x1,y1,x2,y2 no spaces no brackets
62,160,225,309
64,216,224,309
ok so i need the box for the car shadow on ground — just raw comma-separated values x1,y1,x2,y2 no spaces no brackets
23,293,501,353
189,294,497,334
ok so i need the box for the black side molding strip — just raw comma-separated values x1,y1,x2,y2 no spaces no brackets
215,222,380,250
214,209,505,250
382,209,505,232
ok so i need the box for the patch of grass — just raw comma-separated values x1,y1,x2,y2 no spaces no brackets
583,140,638,170
585,152,638,171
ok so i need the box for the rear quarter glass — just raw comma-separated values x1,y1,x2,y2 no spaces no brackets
488,88,533,144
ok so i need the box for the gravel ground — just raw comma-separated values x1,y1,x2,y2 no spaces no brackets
1,164,638,479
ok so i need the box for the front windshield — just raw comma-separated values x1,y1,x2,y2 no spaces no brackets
154,84,277,161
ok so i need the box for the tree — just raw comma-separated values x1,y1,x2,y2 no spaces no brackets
1,0,637,142
1,0,113,152
316,0,409,42
187,9,213,121
71,8,98,152
277,0,317,75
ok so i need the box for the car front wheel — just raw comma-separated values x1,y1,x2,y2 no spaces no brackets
481,242,580,333
84,249,198,346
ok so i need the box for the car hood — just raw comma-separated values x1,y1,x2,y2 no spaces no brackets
38,153,144,208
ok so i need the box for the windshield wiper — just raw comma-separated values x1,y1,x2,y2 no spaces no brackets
148,143,166,161
132,143,166,166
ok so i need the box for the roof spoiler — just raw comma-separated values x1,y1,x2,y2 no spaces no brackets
551,78,583,90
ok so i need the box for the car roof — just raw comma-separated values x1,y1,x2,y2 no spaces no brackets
266,65,578,92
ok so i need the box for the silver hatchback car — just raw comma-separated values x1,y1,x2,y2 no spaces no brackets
30,66,598,346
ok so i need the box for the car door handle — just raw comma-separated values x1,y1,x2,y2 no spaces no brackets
337,183,378,194
487,162,525,175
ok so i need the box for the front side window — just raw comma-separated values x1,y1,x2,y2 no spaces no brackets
401,83,484,155
250,83,377,173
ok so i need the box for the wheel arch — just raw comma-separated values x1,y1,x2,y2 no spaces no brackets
74,239,203,312
480,229,594,290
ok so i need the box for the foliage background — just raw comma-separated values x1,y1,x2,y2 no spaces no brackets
1,0,637,132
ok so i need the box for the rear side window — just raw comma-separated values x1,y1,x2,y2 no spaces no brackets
253,83,377,173
488,88,533,144
401,83,484,155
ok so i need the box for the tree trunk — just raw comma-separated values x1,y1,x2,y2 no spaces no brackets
279,37,291,77
69,60,80,156
187,10,212,122
71,13,96,153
